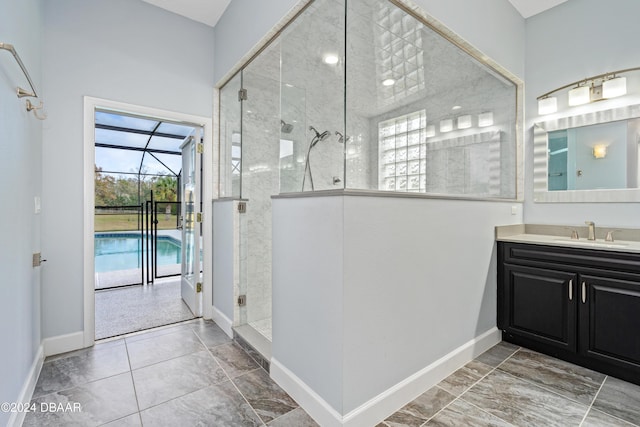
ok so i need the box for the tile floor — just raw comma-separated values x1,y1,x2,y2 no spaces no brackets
25,319,317,426
95,279,194,339
25,322,640,427
380,342,640,427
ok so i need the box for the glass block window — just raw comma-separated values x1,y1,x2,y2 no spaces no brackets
378,110,426,192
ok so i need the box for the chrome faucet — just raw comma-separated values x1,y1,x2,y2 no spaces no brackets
585,221,596,240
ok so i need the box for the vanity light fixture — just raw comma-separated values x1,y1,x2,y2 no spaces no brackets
537,67,638,115
568,84,591,106
538,96,558,115
478,112,494,127
593,144,607,159
457,115,472,129
439,119,453,132
602,76,627,98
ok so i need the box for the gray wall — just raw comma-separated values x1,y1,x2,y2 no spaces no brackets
213,0,524,84
0,0,43,423
524,0,640,226
41,0,215,339
213,0,301,84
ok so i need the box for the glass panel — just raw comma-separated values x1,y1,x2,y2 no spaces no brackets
147,135,184,153
95,128,149,149
346,0,517,198
156,122,196,137
280,0,346,192
238,37,283,341
219,72,242,197
95,111,159,131
95,146,144,174
141,152,180,176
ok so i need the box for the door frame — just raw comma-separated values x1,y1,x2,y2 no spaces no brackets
83,96,214,347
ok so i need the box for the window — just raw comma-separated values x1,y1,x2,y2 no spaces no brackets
378,110,426,192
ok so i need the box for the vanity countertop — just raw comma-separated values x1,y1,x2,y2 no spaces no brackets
496,224,640,254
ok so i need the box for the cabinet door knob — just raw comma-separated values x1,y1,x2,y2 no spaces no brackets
582,281,587,304
569,279,573,301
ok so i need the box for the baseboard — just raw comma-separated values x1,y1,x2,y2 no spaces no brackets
271,327,501,427
7,345,44,427
212,306,233,338
43,331,84,357
270,358,343,427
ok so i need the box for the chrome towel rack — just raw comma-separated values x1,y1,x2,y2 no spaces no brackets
1,42,46,119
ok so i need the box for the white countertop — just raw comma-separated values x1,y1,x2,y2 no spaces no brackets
497,233,640,253
496,224,640,253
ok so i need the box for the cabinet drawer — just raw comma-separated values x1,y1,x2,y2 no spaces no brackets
501,242,640,276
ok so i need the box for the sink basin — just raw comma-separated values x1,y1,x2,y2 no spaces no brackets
552,238,629,248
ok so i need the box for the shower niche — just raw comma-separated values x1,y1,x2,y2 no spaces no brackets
217,0,519,356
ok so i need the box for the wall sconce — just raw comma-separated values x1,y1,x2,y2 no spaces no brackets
537,67,637,115
593,144,607,159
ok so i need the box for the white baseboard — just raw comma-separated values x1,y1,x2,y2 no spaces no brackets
7,345,44,427
43,331,84,357
271,327,501,427
212,306,233,338
271,358,343,427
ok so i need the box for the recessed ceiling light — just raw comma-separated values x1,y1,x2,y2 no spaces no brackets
323,54,339,65
452,105,462,110
382,78,396,86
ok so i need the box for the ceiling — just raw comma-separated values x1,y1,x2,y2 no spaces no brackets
140,0,231,27
142,0,569,28
507,0,568,18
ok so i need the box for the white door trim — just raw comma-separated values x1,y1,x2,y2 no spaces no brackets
83,96,214,348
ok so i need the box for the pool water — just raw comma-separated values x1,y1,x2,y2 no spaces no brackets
95,234,181,273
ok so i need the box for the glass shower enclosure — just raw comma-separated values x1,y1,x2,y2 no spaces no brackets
218,0,519,353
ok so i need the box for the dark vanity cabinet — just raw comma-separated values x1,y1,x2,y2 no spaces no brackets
498,242,640,385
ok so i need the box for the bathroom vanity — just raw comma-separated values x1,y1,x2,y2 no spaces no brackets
496,226,640,386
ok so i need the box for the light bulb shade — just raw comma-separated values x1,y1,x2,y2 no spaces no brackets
457,115,472,129
593,145,607,159
538,97,557,115
439,119,453,133
568,86,590,106
602,77,627,98
478,112,493,127
425,125,436,137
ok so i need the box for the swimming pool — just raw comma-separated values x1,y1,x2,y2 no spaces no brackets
95,234,181,273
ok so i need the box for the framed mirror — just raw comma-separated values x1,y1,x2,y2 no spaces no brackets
533,104,640,202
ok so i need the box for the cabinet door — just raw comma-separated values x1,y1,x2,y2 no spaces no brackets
502,264,577,352
579,275,640,371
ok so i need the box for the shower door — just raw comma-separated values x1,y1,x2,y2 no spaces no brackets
180,130,202,316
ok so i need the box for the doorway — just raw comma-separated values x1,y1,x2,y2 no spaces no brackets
83,97,213,345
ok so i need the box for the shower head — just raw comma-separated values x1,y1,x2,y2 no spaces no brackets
309,125,321,138
309,128,330,148
335,131,350,144
281,120,294,134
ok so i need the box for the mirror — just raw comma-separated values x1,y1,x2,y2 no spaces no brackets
534,104,640,202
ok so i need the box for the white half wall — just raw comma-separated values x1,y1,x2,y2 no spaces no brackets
271,193,522,423
272,195,345,413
